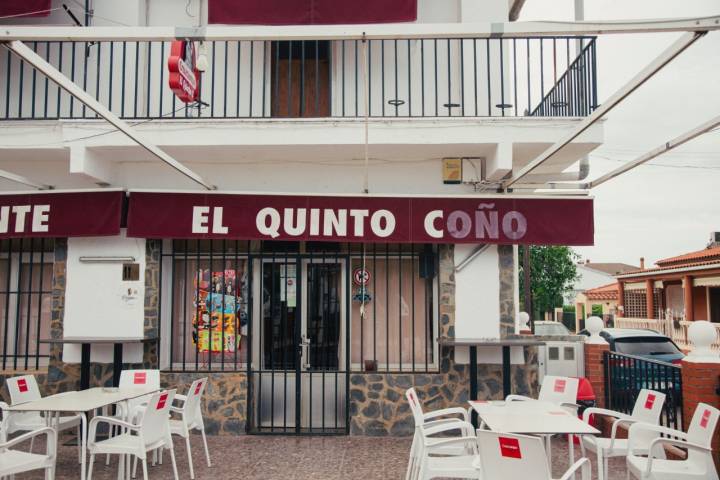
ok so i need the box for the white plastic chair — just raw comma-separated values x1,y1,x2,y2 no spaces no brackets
580,389,666,480
87,390,180,480
0,426,57,479
626,402,719,480
405,387,472,480
156,378,211,479
506,375,580,410
474,430,591,480
105,369,161,465
4,375,81,460
416,421,479,480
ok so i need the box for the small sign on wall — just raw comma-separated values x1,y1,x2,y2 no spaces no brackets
442,158,463,184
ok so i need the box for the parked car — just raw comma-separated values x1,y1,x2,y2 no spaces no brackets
578,328,685,364
579,328,684,427
532,321,571,336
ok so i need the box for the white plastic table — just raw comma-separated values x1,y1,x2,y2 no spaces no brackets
469,400,600,469
8,386,158,480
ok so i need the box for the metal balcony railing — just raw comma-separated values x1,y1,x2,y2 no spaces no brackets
0,36,596,120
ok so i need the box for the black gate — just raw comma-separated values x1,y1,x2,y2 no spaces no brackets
248,243,350,435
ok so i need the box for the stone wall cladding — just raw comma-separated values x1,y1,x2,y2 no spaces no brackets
161,372,248,435
497,245,515,338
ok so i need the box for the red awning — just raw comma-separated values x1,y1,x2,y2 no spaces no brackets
0,0,52,18
0,191,124,238
208,0,417,25
126,192,594,246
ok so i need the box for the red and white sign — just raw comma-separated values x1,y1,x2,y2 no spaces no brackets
553,379,567,393
0,191,123,239
700,409,711,429
498,436,522,459
353,268,371,286
17,378,28,393
133,372,147,385
168,41,200,103
127,192,594,246
644,393,656,410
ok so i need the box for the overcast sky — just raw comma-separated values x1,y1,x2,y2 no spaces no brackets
519,0,720,267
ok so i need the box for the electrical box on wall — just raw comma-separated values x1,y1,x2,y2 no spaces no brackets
442,158,463,184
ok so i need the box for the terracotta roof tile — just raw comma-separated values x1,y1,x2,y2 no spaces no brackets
619,259,720,276
656,245,720,267
583,282,618,300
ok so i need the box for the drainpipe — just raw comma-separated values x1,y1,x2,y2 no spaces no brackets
574,0,590,183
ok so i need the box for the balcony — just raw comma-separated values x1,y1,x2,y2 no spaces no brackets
0,36,596,120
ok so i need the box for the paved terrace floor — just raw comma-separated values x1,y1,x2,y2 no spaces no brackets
16,434,627,479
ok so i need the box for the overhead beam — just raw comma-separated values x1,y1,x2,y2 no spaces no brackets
502,31,705,189
587,114,720,189
2,40,215,190
0,16,718,42
69,146,115,185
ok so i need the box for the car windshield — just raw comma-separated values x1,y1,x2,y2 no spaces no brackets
613,338,682,356
535,323,570,335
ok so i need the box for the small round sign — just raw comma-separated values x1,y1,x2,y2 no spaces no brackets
352,268,371,286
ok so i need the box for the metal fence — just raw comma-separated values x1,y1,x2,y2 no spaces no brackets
0,238,54,371
604,351,683,431
0,37,596,120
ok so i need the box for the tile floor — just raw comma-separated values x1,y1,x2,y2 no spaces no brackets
12,434,628,479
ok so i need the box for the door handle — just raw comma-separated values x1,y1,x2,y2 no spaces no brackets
299,335,311,369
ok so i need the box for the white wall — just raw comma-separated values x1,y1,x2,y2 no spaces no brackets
63,230,146,363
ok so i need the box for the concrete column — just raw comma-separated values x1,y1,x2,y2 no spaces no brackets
617,281,625,317
584,342,610,409
645,279,655,319
683,275,694,321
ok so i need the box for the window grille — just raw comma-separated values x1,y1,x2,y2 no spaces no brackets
0,239,54,371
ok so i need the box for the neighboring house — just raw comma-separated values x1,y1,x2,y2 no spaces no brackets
566,260,639,304
573,282,619,331
616,234,720,322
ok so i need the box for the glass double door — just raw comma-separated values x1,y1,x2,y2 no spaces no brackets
252,258,347,434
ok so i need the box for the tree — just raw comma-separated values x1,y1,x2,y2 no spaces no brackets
519,245,580,319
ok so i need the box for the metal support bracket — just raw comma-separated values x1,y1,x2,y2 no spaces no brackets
2,40,216,190
502,31,706,189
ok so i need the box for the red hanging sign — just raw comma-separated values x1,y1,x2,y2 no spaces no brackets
498,437,522,459
168,41,200,103
126,192,594,246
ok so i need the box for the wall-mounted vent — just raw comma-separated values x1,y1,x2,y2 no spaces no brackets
122,263,140,281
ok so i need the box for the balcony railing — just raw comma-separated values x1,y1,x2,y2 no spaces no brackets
0,36,596,120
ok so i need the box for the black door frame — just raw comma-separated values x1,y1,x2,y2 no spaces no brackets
247,247,350,435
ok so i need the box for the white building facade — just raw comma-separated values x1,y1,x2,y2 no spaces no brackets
0,0,602,435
